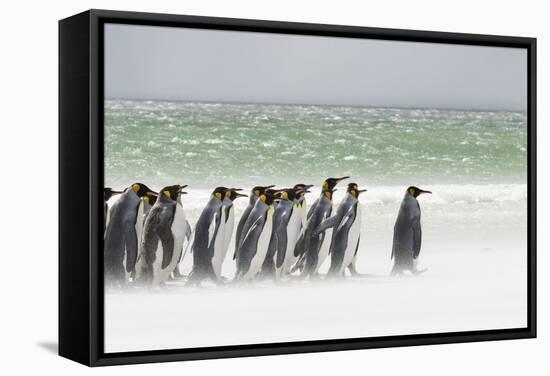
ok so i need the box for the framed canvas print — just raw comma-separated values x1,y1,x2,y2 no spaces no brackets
59,9,536,366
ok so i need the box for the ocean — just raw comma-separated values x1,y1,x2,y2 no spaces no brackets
104,99,527,188
103,99,528,352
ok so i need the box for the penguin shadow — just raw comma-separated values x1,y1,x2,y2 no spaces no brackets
36,341,58,355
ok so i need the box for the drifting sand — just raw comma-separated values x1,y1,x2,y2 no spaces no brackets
104,202,527,352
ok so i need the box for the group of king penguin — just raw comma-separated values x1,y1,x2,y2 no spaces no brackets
103,177,431,288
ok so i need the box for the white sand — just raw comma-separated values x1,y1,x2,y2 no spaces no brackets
105,238,526,353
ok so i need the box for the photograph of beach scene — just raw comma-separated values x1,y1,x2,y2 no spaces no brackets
103,24,527,352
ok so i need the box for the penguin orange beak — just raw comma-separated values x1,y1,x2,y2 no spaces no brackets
419,189,432,195
335,176,350,183
147,191,158,197
111,190,123,196
358,189,368,193
235,192,248,198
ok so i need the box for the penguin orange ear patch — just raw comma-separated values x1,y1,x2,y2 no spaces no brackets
254,190,260,196
215,192,222,200
409,188,415,196
133,183,140,192
260,194,266,202
226,191,231,198
163,191,171,198
323,181,328,189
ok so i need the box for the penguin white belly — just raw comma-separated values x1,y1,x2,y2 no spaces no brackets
151,242,164,285
211,207,227,279
244,208,274,279
300,202,307,228
342,205,361,274
153,204,187,285
316,227,332,273
133,202,145,275
282,209,301,274
217,206,234,278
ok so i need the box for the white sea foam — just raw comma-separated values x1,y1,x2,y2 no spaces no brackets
139,184,525,210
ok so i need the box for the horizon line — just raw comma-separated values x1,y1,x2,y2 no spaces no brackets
104,97,527,114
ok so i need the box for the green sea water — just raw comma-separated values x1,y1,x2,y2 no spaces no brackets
104,99,527,189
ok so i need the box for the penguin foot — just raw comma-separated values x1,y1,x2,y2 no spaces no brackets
171,270,185,280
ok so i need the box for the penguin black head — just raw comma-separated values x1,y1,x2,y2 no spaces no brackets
347,183,359,192
322,176,349,190
225,188,248,201
143,193,158,206
259,189,277,206
407,186,432,198
104,188,122,201
160,184,188,201
293,184,313,200
322,188,337,200
213,187,228,201
293,183,313,192
277,188,297,201
349,186,367,198
252,185,275,197
131,183,156,198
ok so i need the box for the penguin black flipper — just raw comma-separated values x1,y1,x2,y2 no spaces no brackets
354,235,360,257
124,224,139,273
275,225,287,269
240,214,265,255
293,232,305,258
306,198,319,221
390,225,398,260
264,209,283,274
234,205,253,260
157,224,175,270
412,216,422,259
312,215,339,237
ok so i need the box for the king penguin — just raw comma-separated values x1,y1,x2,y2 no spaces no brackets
285,184,313,274
135,185,189,286
262,186,312,279
169,186,192,280
293,176,348,277
314,183,367,277
234,185,275,260
212,188,247,279
186,187,228,286
104,183,156,286
391,186,431,276
260,188,296,279
234,189,277,281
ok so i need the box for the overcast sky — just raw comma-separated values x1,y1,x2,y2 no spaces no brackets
105,23,527,111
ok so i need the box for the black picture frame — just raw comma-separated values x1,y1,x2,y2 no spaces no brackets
59,9,537,367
